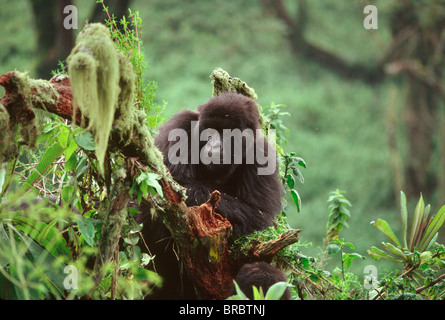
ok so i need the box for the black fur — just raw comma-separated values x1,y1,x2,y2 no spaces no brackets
232,262,291,300
139,92,287,299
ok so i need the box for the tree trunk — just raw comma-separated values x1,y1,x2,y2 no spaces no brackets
388,3,445,201
30,0,74,79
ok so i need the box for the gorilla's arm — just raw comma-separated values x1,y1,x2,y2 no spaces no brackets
155,109,198,181
181,168,282,237
183,183,271,236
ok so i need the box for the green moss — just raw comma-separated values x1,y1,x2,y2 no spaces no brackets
210,68,258,100
132,110,166,176
0,72,42,164
0,103,15,163
29,79,59,110
113,52,137,141
210,68,266,127
19,120,39,149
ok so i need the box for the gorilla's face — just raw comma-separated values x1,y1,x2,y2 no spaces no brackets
197,125,243,183
194,95,260,184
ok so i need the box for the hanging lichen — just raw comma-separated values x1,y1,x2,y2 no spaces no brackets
113,52,136,142
132,109,167,176
67,23,120,176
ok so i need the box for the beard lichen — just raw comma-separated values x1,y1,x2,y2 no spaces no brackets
66,22,168,181
67,23,120,176
67,23,164,178
113,52,137,142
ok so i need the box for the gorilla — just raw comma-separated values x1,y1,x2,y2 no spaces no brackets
138,92,289,299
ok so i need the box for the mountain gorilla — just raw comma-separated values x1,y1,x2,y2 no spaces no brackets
138,92,289,299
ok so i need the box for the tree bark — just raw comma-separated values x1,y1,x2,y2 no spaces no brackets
387,3,445,201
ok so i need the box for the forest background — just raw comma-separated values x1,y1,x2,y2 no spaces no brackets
0,0,444,288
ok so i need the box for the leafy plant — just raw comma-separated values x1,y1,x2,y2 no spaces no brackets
281,152,306,212
325,189,351,244
263,103,306,212
326,238,365,280
263,103,290,147
367,192,445,299
96,0,165,127
368,192,445,265
228,280,291,300
0,3,166,300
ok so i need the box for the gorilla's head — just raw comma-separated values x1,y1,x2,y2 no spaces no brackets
195,93,261,183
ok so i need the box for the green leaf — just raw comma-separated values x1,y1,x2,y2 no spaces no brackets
74,215,97,247
286,174,295,189
75,155,88,181
7,224,68,299
344,241,355,250
381,242,407,260
37,219,58,244
420,251,433,264
136,172,163,198
74,131,95,151
342,252,364,269
65,152,78,171
418,205,445,252
371,219,402,247
409,195,425,251
65,138,78,166
292,167,304,184
292,157,306,168
252,286,264,300
400,191,408,248
327,244,341,255
13,216,72,261
264,282,290,300
0,167,5,195
57,125,70,149
61,184,76,205
133,268,162,286
228,280,249,300
127,207,140,217
367,246,391,261
290,189,301,212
